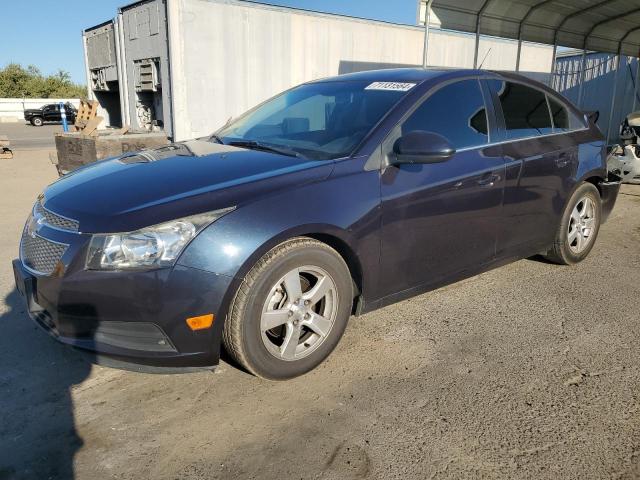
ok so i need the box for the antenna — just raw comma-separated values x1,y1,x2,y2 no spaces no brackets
479,47,492,69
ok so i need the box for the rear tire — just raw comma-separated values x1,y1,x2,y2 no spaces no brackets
544,182,601,265
31,117,43,127
223,237,353,380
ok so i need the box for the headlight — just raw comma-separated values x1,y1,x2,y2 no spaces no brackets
85,208,233,270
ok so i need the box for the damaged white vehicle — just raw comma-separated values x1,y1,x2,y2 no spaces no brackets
608,111,640,184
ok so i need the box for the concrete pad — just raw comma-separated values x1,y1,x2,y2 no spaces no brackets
0,123,62,150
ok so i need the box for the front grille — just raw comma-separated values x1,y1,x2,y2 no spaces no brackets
20,231,68,275
34,201,79,232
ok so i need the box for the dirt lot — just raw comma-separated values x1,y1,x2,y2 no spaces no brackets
0,132,639,480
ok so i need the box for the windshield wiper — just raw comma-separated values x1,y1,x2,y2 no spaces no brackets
209,134,225,144
228,140,304,159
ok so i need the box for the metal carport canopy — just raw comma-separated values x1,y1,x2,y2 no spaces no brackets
428,0,640,58
419,0,640,145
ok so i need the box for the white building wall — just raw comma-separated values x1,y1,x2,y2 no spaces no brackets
427,32,553,73
168,0,554,141
169,0,422,141
0,98,81,123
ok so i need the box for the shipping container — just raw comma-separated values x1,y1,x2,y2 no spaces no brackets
83,21,122,127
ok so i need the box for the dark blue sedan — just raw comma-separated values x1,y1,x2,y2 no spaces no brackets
13,69,620,379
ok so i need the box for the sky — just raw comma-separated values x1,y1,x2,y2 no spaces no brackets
2,0,417,84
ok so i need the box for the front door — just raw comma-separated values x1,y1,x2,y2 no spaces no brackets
379,78,505,297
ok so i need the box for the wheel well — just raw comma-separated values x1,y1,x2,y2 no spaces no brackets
584,176,604,196
305,233,364,313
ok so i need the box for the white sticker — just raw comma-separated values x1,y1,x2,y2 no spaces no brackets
365,81,416,92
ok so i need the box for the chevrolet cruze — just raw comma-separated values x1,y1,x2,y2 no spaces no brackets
13,69,620,379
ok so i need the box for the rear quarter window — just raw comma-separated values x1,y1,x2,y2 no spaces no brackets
548,96,586,132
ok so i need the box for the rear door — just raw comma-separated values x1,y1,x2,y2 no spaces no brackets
379,78,505,295
42,105,60,122
64,104,76,120
486,79,579,256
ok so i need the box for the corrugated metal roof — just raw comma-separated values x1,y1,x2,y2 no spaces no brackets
431,0,640,56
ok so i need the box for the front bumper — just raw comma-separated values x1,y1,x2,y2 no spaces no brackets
13,258,236,368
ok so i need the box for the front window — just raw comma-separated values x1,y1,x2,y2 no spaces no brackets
216,80,414,160
400,79,490,150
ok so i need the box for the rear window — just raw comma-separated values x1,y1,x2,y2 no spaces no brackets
490,81,554,140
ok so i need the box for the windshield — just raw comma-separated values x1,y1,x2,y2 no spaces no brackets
215,80,415,160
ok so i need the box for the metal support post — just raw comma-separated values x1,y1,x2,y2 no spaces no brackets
473,0,492,69
473,16,481,68
59,101,69,132
549,41,558,87
422,0,434,68
516,39,523,72
577,49,588,108
606,51,622,146
633,55,640,112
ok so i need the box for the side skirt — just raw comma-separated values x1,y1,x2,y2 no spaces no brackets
357,242,550,315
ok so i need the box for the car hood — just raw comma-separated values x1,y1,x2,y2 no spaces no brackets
43,140,334,233
24,109,43,114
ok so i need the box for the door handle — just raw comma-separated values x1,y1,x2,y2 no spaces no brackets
477,173,501,188
556,153,570,168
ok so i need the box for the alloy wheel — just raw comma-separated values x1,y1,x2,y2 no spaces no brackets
260,266,338,361
567,196,597,254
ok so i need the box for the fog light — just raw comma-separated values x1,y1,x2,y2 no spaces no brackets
186,314,215,331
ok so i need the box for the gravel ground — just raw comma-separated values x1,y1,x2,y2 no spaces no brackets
0,143,639,480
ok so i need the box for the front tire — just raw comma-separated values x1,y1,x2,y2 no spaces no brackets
223,238,353,380
31,117,43,127
544,182,602,265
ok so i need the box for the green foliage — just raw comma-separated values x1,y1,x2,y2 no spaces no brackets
0,63,86,99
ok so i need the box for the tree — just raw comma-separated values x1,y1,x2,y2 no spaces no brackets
0,63,86,98
54,69,71,83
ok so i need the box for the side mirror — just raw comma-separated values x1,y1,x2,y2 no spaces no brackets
392,131,456,165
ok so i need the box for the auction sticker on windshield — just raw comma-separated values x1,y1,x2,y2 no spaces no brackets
365,82,416,92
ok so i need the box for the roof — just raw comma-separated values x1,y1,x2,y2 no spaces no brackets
312,68,560,92
430,0,640,56
119,0,158,12
83,19,115,33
